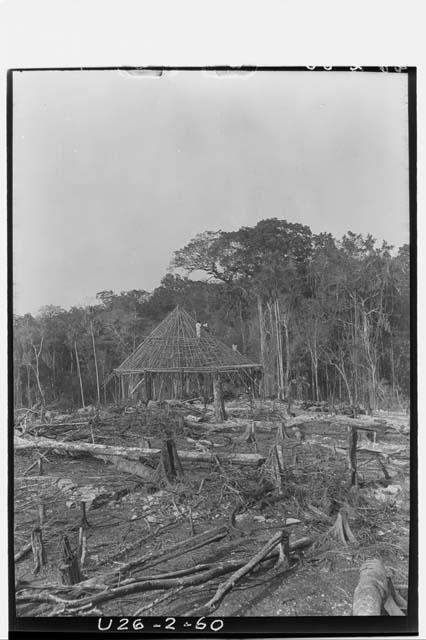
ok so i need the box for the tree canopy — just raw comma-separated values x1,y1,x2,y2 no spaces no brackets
13,218,410,412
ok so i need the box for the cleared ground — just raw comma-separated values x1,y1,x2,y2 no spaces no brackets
14,400,410,617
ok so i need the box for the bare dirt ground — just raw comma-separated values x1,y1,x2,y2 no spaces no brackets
13,400,410,617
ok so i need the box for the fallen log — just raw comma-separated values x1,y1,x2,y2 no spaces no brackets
14,435,265,467
15,474,132,509
14,543,32,563
353,558,405,616
186,414,391,434
96,455,154,481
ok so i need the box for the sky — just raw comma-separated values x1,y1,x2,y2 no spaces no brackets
12,69,410,315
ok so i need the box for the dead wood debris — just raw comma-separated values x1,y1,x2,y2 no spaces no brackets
14,404,409,617
352,558,405,616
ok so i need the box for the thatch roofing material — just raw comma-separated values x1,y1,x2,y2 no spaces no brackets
115,306,261,374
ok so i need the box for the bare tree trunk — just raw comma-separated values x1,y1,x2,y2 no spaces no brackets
239,298,247,355
390,333,396,395
257,295,267,397
90,321,101,405
311,355,315,402
26,365,32,407
74,341,85,408
15,368,23,409
274,299,284,400
282,313,291,401
332,359,353,407
31,338,45,408
102,362,107,405
325,362,330,405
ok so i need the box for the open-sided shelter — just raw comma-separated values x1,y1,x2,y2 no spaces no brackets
113,305,262,420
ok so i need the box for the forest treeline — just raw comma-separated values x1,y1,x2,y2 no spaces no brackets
13,218,410,412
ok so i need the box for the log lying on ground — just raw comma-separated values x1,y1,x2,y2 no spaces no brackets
186,413,394,435
353,558,405,616
15,474,131,509
96,455,154,481
14,435,265,467
15,542,32,563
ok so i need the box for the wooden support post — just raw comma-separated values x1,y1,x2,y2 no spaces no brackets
213,373,227,423
145,373,152,402
178,370,185,399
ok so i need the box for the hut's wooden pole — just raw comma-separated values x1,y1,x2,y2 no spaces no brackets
145,373,152,402
213,372,227,423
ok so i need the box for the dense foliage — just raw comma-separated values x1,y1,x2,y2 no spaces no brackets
13,219,410,411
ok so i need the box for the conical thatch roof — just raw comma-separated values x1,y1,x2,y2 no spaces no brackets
115,306,261,374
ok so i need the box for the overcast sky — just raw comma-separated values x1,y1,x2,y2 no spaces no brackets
13,69,409,315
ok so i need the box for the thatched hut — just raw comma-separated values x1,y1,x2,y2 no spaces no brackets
113,305,262,421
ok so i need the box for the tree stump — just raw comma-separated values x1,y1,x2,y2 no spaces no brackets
276,422,290,441
275,529,290,568
243,422,256,443
80,501,91,528
213,373,227,423
348,427,358,486
78,525,88,566
58,535,83,585
156,439,184,484
267,444,285,494
38,457,46,525
31,527,46,574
